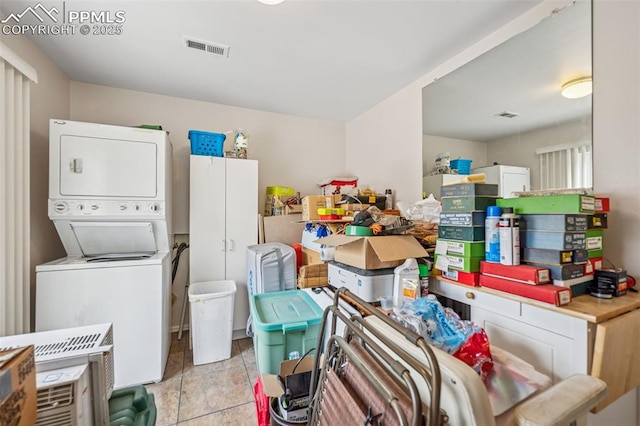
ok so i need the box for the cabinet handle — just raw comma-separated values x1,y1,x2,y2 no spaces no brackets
220,240,226,252
228,239,235,252
465,292,475,300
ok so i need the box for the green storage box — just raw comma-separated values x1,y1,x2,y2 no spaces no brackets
497,194,595,214
436,239,485,257
441,196,497,212
434,253,482,272
250,290,323,375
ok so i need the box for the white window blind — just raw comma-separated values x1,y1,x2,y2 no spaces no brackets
0,42,37,337
536,141,592,190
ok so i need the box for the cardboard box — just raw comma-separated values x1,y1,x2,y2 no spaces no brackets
439,211,486,227
480,261,550,285
340,203,370,213
262,357,315,422
441,196,497,212
315,234,427,270
434,253,483,273
0,346,37,426
435,239,485,257
301,247,323,265
497,194,595,214
440,183,498,197
297,276,328,289
519,214,588,232
284,204,303,215
299,263,328,278
479,274,571,306
440,270,481,287
302,195,341,221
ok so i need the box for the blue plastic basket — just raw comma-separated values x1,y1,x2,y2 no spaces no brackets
450,159,472,175
189,130,226,157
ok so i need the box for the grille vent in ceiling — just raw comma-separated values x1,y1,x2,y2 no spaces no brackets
495,111,520,118
184,37,230,58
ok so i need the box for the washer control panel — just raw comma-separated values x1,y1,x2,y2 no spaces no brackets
49,199,165,217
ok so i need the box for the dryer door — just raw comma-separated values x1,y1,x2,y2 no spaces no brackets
59,135,157,198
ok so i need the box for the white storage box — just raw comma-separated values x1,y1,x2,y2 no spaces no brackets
189,280,237,365
327,261,394,302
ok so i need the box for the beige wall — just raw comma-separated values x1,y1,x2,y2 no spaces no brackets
2,33,70,329
69,82,346,234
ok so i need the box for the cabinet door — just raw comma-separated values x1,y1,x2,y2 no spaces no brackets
472,306,576,383
225,159,258,332
500,170,530,197
189,155,226,283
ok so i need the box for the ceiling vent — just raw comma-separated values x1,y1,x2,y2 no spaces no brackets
184,36,230,58
495,111,520,119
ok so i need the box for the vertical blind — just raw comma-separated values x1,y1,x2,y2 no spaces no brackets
537,141,592,190
0,43,37,337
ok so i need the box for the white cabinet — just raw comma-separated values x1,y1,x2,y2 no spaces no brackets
430,278,637,425
471,165,530,198
190,155,258,335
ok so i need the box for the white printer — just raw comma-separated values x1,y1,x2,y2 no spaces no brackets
327,261,394,302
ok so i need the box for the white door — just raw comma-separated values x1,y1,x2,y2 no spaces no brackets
190,155,227,283
225,158,258,332
59,136,158,198
500,170,530,198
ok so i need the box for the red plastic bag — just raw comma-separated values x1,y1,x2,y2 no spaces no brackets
253,376,270,426
453,328,494,381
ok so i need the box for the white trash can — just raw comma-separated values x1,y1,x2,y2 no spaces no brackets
189,280,237,365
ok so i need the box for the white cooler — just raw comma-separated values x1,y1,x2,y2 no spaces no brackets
327,261,394,302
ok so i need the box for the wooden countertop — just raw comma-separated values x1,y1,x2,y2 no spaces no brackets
434,277,640,324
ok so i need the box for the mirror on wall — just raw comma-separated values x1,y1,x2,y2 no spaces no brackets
422,0,592,198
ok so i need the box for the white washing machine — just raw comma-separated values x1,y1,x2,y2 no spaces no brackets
36,119,173,389
36,253,171,389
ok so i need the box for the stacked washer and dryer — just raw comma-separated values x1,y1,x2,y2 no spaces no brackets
35,119,173,390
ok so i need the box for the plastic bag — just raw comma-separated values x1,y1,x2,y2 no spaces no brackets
391,296,494,380
405,194,441,223
452,328,494,381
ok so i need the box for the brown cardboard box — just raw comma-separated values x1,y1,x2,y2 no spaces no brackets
302,195,341,221
297,276,328,289
299,263,328,278
301,247,322,265
315,234,428,269
341,203,370,212
0,346,37,426
284,204,303,215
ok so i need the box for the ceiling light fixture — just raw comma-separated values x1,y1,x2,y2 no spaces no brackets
561,76,593,99
258,0,284,4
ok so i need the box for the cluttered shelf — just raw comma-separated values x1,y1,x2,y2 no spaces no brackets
433,274,640,324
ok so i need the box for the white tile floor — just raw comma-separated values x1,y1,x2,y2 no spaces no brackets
146,332,258,425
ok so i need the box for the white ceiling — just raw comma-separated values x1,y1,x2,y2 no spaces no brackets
0,0,546,122
422,0,592,141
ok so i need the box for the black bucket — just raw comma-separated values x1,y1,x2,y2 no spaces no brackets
269,397,307,426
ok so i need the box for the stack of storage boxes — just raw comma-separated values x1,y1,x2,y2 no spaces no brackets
435,183,498,286
497,194,597,297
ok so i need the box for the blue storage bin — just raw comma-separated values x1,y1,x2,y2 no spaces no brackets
189,130,226,157
450,159,472,175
